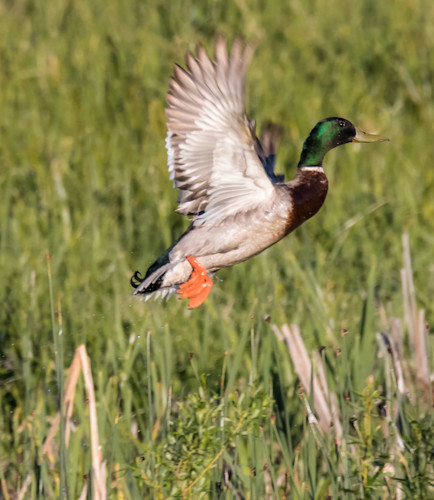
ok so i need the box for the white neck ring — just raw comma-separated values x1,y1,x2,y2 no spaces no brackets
299,166,324,173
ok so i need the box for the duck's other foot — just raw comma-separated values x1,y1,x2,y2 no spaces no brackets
177,256,213,309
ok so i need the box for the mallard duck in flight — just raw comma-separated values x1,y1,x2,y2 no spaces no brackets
131,39,388,308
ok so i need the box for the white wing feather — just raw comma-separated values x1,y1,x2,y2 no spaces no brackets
165,38,275,225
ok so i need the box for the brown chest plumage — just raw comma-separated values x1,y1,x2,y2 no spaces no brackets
284,170,329,235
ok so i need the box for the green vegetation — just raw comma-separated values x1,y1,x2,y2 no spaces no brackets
0,0,433,497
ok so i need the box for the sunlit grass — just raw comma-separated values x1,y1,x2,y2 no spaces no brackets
0,0,433,497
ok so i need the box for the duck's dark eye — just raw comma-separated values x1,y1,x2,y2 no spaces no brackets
338,121,345,128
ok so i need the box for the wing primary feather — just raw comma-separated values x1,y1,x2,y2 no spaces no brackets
165,39,276,222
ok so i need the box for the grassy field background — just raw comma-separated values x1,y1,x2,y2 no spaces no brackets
0,0,433,498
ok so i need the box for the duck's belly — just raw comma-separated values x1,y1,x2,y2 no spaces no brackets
169,201,290,273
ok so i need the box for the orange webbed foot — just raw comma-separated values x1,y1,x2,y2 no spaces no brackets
177,256,213,309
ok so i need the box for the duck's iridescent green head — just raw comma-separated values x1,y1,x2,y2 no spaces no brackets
298,117,389,168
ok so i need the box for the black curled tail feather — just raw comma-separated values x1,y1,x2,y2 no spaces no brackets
131,270,165,294
131,270,164,294
131,244,176,296
131,271,145,289
131,247,176,295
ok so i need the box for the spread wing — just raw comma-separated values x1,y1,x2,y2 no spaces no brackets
165,38,277,226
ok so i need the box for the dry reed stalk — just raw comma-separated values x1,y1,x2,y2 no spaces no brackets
1,479,10,500
42,348,82,461
17,474,32,500
19,345,106,499
18,340,83,499
401,233,430,399
78,345,106,500
272,324,342,443
78,480,89,500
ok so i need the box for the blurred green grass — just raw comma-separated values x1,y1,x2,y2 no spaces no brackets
0,0,433,497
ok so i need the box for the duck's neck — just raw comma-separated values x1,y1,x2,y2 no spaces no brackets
297,127,331,168
298,142,327,167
